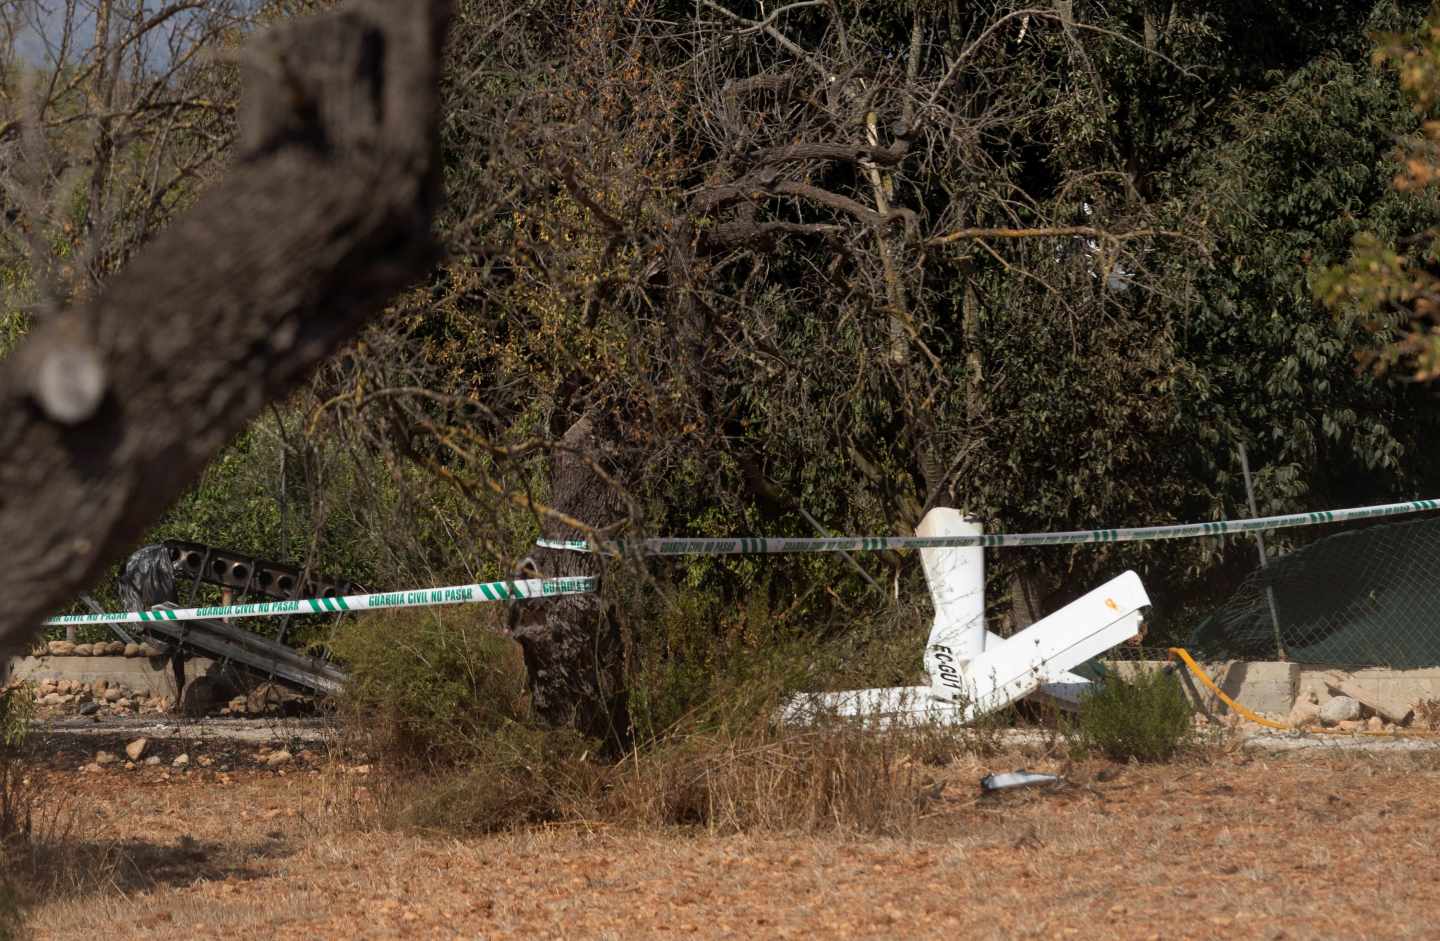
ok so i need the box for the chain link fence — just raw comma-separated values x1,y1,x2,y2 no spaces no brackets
1188,516,1440,668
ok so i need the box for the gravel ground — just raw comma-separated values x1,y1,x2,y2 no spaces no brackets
31,715,333,745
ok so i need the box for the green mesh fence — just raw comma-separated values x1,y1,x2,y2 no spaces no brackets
1188,516,1440,668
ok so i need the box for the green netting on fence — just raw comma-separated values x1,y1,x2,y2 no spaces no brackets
1188,516,1440,668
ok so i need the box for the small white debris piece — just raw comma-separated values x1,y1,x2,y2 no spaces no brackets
980,770,1061,792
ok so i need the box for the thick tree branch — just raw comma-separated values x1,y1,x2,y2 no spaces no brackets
930,225,1147,244
0,0,452,653
700,219,845,248
750,140,909,167
698,177,916,229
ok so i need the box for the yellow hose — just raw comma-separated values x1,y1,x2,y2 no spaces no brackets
1166,647,1290,730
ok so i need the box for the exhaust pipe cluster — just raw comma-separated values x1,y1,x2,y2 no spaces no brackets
164,540,361,601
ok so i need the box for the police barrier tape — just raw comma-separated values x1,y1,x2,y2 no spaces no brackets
536,498,1440,555
43,577,598,626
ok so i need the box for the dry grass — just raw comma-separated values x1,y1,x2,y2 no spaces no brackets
336,716,982,838
0,757,34,850
325,600,1017,838
603,719,963,836
13,744,1440,940
1415,697,1440,730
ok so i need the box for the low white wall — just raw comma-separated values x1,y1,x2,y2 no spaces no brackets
1296,667,1440,716
7,655,217,697
1111,660,1440,720
1110,660,1297,718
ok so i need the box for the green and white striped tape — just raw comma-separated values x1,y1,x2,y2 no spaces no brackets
536,498,1440,556
43,576,597,626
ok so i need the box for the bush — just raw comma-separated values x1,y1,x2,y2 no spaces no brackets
1072,665,1194,762
386,723,604,834
0,686,28,753
329,606,533,767
330,606,610,833
0,685,33,941
0,685,33,847
331,603,966,837
621,581,935,746
620,582,819,744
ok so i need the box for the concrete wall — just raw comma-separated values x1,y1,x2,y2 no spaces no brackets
6,655,217,697
1110,659,1440,719
1296,667,1440,716
1110,660,1298,718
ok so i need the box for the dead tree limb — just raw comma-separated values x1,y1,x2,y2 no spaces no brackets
0,0,452,654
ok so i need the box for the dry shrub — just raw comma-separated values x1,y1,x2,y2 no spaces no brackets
1,683,35,848
1070,665,1194,762
380,724,606,834
0,881,19,941
606,717,957,836
326,606,608,833
0,758,32,855
0,715,33,875
347,716,960,839
329,605,532,767
1,684,43,940
329,606,972,838
616,624,967,836
1416,698,1440,731
5,804,103,912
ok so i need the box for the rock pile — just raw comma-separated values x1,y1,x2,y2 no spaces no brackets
29,678,172,715
41,640,163,658
1299,689,1413,732
219,682,311,717
21,677,313,718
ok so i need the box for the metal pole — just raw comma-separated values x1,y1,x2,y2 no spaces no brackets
1239,443,1287,660
189,546,211,604
279,447,288,562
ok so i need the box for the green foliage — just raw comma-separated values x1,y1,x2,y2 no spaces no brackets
1072,666,1194,762
12,1,1440,791
0,687,30,752
331,605,608,833
336,581,967,836
410,0,1440,659
146,409,392,586
329,605,538,767
624,583,810,743
0,686,33,939
618,575,935,746
1320,8,1440,379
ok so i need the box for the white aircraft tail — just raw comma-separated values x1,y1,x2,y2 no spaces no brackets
783,508,1149,726
916,509,986,696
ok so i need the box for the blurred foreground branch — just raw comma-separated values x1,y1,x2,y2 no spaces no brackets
0,0,452,652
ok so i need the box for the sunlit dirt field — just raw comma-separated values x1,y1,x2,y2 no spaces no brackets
11,726,1440,941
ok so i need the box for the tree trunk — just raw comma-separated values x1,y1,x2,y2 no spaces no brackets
513,414,630,750
0,0,451,656
1007,570,1046,636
